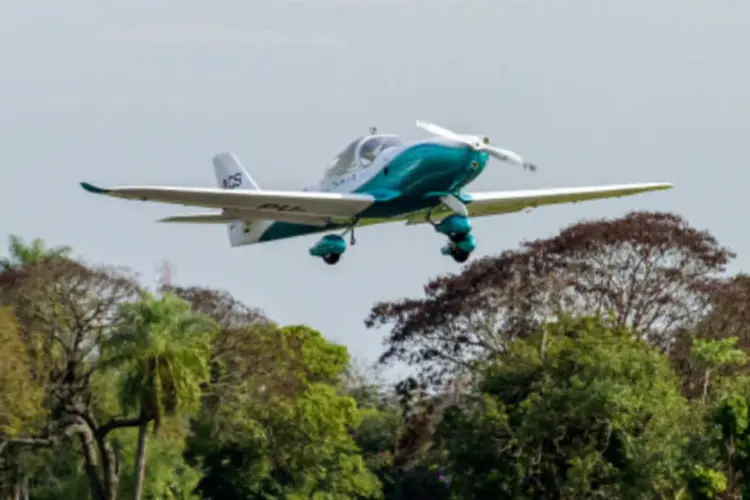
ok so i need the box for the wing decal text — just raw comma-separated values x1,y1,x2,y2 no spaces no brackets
256,203,306,213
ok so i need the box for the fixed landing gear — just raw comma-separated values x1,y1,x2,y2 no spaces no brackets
433,214,477,264
310,221,358,265
441,236,476,263
309,234,347,265
449,232,469,243
323,253,341,265
449,247,471,263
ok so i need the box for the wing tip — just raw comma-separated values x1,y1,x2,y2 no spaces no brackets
641,182,674,193
80,182,110,195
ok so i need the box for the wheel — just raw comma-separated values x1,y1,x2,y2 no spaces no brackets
323,253,341,265
450,248,470,263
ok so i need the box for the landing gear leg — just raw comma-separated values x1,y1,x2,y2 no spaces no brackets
340,218,359,246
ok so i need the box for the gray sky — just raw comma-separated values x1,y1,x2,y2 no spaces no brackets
2,0,748,377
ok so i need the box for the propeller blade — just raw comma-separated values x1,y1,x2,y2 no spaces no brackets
482,144,538,173
415,120,538,172
483,145,523,165
415,120,470,145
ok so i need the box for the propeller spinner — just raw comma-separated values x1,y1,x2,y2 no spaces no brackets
415,120,537,173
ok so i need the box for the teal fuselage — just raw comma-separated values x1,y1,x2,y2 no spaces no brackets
259,142,490,243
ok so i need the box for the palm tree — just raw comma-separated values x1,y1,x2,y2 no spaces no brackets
101,291,216,500
0,235,72,271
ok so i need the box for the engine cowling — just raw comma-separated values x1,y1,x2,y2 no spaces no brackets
309,234,347,257
435,214,472,237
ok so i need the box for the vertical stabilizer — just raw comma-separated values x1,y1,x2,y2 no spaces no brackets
212,152,261,191
211,152,271,247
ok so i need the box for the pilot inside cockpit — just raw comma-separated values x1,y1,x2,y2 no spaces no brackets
358,139,384,166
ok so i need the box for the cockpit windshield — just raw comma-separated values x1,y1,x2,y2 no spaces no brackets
357,135,403,167
324,135,404,178
325,137,364,178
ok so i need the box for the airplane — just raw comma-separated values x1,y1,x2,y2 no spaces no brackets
80,120,673,265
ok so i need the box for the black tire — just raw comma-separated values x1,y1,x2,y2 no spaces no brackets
449,232,468,243
323,253,341,265
450,248,470,263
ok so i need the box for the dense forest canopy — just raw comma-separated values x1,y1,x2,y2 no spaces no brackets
2,210,750,499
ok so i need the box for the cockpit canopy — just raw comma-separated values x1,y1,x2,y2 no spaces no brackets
324,135,403,178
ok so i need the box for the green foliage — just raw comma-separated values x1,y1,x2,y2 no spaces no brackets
693,337,748,369
436,315,690,499
281,325,351,385
114,424,203,500
19,446,90,500
0,307,45,436
4,215,750,499
691,337,748,402
187,324,381,500
103,291,217,421
0,234,72,271
686,465,727,499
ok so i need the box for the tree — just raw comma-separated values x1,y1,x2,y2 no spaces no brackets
691,338,748,403
172,288,381,500
681,339,750,499
101,291,216,500
1,258,144,500
113,420,203,500
434,315,690,499
0,235,72,272
0,307,47,500
366,211,733,397
2,213,746,500
0,307,44,438
671,274,750,399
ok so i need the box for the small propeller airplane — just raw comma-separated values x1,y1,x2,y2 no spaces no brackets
80,120,673,265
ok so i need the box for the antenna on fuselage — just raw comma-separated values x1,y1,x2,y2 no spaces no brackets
369,126,377,135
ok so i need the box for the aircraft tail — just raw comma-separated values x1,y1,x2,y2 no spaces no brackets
212,152,272,247
212,152,261,191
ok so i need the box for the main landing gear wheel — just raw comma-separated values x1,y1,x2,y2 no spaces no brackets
450,248,470,263
323,253,341,265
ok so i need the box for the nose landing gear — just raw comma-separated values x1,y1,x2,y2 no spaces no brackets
440,232,476,263
431,213,477,264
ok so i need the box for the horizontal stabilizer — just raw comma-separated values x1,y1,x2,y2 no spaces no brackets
158,213,238,224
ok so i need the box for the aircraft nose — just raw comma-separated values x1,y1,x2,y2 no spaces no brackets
419,142,470,168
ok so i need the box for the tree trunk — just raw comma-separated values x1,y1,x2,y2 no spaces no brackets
77,432,105,500
133,420,149,500
702,368,712,403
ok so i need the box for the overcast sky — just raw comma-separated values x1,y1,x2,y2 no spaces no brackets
1,0,748,377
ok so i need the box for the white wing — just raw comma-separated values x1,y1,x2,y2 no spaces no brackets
404,182,673,225
82,180,672,228
80,182,374,219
